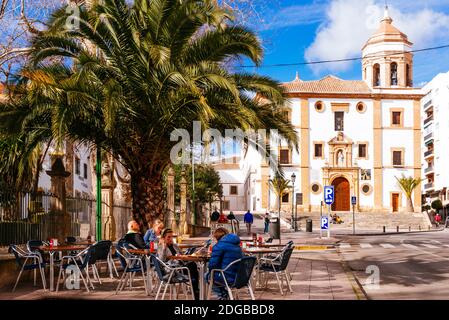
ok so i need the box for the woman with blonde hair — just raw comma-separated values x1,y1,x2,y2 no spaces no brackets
143,219,164,246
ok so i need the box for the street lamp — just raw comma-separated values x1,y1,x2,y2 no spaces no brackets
267,175,271,213
291,173,296,231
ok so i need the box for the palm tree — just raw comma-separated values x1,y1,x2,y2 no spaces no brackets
395,175,423,213
0,0,298,229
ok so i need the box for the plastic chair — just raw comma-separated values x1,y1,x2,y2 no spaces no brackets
55,245,95,293
115,242,149,295
207,256,257,300
9,245,47,292
259,248,294,295
151,254,195,300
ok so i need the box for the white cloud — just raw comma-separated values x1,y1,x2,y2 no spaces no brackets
304,0,449,75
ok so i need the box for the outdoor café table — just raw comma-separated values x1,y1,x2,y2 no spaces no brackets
38,245,89,292
168,254,211,300
243,247,284,289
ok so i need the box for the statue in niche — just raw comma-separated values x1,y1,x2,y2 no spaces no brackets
337,150,345,167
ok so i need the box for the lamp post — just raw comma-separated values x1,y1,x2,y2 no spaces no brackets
267,175,271,213
291,173,296,231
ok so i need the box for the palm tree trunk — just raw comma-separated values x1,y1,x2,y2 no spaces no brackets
406,196,414,213
131,172,165,231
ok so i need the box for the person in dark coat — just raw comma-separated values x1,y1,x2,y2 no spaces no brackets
206,227,243,299
210,208,220,222
122,220,147,249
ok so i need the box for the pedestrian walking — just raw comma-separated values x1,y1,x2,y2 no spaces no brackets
243,210,254,234
210,208,220,223
264,212,270,234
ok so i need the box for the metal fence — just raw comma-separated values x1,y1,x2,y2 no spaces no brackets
0,191,132,246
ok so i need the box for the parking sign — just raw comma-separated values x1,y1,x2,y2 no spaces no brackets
321,216,329,230
351,196,357,205
324,186,334,205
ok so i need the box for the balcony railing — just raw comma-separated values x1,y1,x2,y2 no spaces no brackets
424,183,434,190
424,100,433,110
424,132,434,141
424,149,434,158
425,167,434,174
424,116,434,125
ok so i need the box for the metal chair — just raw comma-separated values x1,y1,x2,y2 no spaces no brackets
207,256,257,300
55,246,95,293
259,248,294,295
115,243,150,295
9,245,47,292
151,254,195,300
88,240,118,282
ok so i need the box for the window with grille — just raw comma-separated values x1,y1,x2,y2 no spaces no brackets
335,112,344,131
358,144,367,158
223,201,230,211
314,143,323,158
230,185,238,195
279,149,290,164
393,151,403,166
282,193,289,203
392,111,402,126
75,158,80,175
83,163,88,179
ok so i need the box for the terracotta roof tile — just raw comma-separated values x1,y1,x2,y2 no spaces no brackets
281,75,372,94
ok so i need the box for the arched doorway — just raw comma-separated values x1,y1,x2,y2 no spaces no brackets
332,177,350,211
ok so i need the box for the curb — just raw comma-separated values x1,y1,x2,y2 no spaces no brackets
337,248,369,300
343,227,446,237
294,245,335,251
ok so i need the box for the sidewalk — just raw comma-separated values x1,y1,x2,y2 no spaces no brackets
0,250,360,300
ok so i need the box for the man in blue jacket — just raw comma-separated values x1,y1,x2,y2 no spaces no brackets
244,210,254,234
206,227,243,300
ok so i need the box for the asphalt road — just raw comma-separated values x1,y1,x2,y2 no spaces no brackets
335,229,449,299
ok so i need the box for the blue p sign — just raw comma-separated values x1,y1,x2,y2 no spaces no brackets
324,186,334,205
351,196,357,205
321,216,329,230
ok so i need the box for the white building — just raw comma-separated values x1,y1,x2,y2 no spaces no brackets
216,8,423,214
421,71,449,206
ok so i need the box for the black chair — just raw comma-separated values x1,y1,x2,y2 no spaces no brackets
88,240,115,283
184,246,198,255
55,245,96,293
151,254,194,300
65,236,77,244
9,245,46,292
207,256,257,300
259,248,294,295
26,240,47,262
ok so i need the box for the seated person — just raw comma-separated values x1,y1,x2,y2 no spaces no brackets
122,220,147,249
210,208,220,222
336,215,344,224
158,228,200,300
227,211,236,220
206,227,243,300
143,219,164,246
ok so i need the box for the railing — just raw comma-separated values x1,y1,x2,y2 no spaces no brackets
424,150,434,158
424,183,434,190
424,132,434,141
425,167,434,174
0,191,132,245
424,116,434,125
424,100,433,110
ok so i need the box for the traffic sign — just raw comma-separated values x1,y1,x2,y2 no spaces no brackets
324,186,335,205
351,196,357,205
321,216,329,230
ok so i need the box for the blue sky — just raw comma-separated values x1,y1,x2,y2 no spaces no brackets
236,0,449,86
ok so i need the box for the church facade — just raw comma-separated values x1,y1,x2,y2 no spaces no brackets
216,8,423,214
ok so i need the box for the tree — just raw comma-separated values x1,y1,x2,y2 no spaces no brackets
431,199,443,214
0,0,298,230
269,171,291,215
395,175,423,213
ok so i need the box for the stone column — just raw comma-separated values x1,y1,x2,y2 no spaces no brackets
179,169,188,235
101,157,116,241
46,153,71,241
167,166,177,233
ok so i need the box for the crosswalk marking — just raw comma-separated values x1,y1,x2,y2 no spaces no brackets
443,244,449,248
402,243,418,249
339,243,352,249
421,244,439,249
359,243,373,249
380,243,395,249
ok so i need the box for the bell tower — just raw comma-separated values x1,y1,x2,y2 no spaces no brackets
362,6,413,88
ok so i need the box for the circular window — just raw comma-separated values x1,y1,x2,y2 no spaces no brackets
356,102,366,113
315,101,325,113
361,184,372,195
311,183,322,194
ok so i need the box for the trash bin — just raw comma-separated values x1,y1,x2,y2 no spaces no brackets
306,219,313,232
269,217,280,239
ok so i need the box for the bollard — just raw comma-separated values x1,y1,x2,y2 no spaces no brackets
419,225,421,231
397,226,399,233
383,226,386,233
428,225,431,231
409,226,411,232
